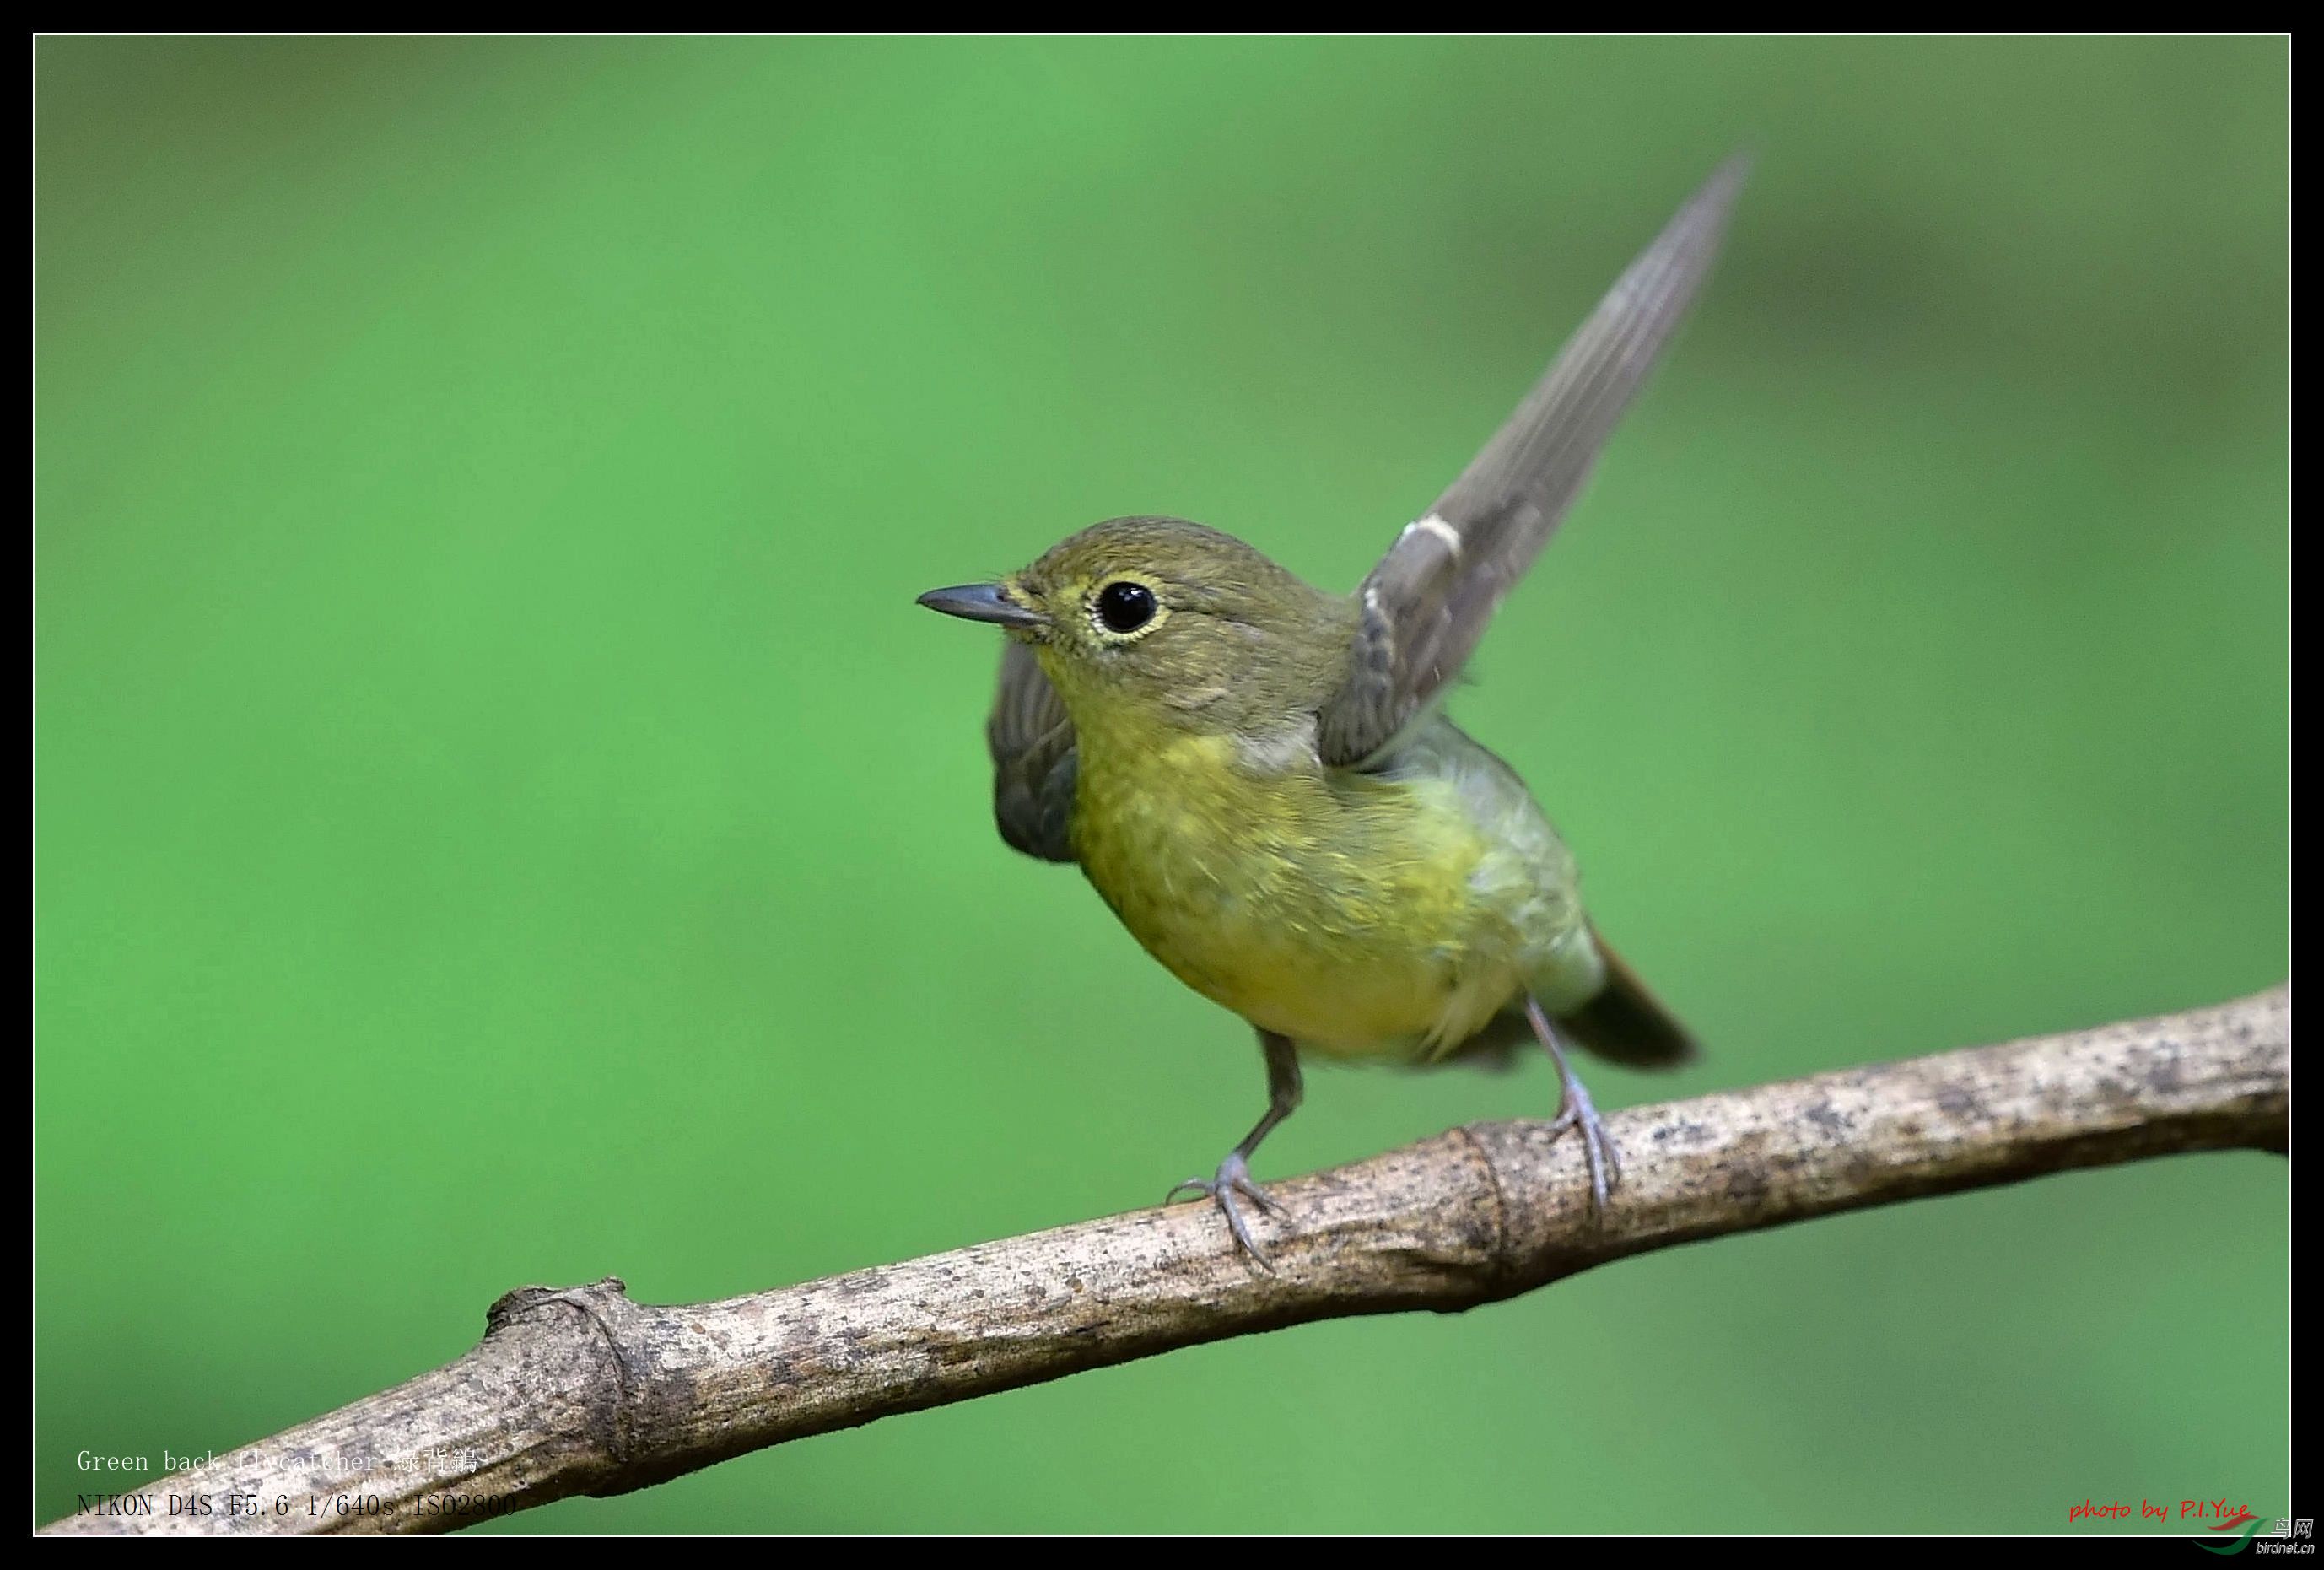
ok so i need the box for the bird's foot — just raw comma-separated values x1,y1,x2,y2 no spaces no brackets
1525,995,1625,1221
1165,1151,1284,1265
1547,1066,1623,1217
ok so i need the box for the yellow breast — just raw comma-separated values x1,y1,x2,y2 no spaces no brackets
1068,728,1528,1059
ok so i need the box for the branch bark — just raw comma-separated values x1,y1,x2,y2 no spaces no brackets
44,985,2289,1536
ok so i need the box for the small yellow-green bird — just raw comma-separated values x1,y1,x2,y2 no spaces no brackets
919,159,1743,1261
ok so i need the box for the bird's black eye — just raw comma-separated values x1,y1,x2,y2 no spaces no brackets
1094,580,1157,634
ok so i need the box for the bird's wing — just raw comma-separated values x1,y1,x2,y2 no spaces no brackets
1316,157,1747,769
986,640,1078,863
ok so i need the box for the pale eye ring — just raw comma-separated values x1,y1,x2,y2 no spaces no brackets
1094,580,1157,634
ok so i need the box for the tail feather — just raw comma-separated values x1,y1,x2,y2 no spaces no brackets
1555,929,1699,1068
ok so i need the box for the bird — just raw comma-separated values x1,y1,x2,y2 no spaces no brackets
916,158,1744,1263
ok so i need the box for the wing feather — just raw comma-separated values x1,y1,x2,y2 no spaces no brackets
1318,157,1748,767
986,641,1077,863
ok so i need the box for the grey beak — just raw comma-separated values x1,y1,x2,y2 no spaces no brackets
916,582,1046,629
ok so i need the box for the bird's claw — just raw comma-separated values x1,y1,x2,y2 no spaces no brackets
1548,1078,1623,1218
1165,1152,1283,1265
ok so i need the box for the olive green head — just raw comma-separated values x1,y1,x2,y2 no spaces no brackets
918,515,1353,735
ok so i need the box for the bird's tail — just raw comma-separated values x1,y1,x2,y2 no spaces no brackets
1555,928,1700,1068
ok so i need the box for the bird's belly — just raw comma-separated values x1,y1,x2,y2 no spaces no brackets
1072,734,1546,1061
1195,931,1519,1063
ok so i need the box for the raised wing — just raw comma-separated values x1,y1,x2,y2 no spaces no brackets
986,641,1077,863
1317,157,1747,768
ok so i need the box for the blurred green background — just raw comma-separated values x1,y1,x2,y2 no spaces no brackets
35,37,2286,1534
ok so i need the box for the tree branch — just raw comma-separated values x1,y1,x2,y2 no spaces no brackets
44,985,2289,1536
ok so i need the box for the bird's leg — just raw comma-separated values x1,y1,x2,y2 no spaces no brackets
1166,1030,1303,1265
1524,995,1623,1216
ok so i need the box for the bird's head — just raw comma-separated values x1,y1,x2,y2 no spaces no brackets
918,515,1352,738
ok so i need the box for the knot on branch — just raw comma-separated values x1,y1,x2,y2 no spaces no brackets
480,1276,650,1480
